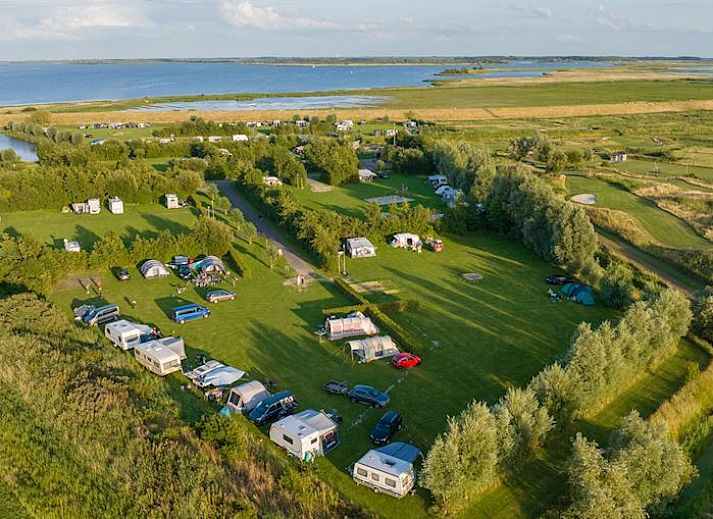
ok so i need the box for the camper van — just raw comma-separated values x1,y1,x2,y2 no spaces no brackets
351,442,421,498
269,409,339,461
74,304,120,327
104,319,155,350
248,390,297,425
225,381,271,413
133,338,185,376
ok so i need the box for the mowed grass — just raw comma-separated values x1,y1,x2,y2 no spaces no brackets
293,174,445,218
612,158,713,183
50,227,612,518
0,204,198,249
380,79,713,109
566,175,711,249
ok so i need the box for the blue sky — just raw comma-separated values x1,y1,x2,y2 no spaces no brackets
0,0,711,60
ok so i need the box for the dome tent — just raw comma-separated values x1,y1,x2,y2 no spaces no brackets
140,259,169,279
195,255,227,275
560,283,595,306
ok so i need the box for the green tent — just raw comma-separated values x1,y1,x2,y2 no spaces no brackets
560,283,595,306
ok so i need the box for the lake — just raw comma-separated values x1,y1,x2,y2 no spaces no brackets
0,61,616,106
0,135,38,162
129,95,388,112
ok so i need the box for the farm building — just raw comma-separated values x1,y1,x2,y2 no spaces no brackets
164,193,180,209
63,239,81,252
195,255,226,275
352,442,421,498
269,409,339,461
104,319,154,350
107,197,124,214
610,152,628,163
225,380,271,413
358,169,377,183
262,176,283,187
345,237,376,258
347,335,399,363
133,338,185,376
232,134,249,142
295,120,309,128
390,233,422,251
325,312,379,341
140,259,169,279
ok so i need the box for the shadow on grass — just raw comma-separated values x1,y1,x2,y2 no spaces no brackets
154,295,195,320
140,213,193,236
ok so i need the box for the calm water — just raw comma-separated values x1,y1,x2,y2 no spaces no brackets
0,61,616,106
0,134,38,162
130,95,388,112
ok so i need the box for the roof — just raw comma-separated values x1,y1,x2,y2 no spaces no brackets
173,303,205,312
197,255,226,273
140,259,167,274
294,409,338,433
358,169,377,177
376,442,422,464
346,237,375,249
135,340,181,363
105,319,151,335
348,335,399,362
356,449,413,477
231,380,268,400
273,410,336,439
197,366,245,387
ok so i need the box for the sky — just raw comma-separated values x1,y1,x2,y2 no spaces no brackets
0,0,711,60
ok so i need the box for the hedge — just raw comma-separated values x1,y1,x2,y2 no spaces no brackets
365,305,427,353
320,304,368,317
226,247,252,280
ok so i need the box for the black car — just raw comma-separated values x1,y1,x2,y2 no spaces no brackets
370,411,403,445
546,274,575,285
177,264,193,280
348,385,390,408
116,268,130,281
248,390,297,425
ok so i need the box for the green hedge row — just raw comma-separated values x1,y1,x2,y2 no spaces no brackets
226,246,252,280
320,304,369,317
366,305,426,353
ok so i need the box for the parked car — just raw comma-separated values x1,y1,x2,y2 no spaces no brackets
115,268,130,281
322,380,349,395
370,411,403,445
177,264,193,280
74,304,121,327
206,289,236,303
171,304,210,324
248,390,297,425
168,255,191,269
377,172,389,179
424,238,444,253
392,352,421,369
348,385,390,408
546,274,575,285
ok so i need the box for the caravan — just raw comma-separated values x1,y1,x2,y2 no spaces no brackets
352,442,421,498
133,337,186,376
104,319,155,350
225,381,271,413
269,409,339,461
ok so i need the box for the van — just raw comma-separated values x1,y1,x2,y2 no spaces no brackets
171,304,210,324
80,304,120,326
249,390,297,425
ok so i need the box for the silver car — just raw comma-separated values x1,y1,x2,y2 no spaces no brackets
206,289,236,303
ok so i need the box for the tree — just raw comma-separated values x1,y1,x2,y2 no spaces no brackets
27,110,51,127
546,148,569,173
191,217,234,257
600,262,635,309
692,286,713,342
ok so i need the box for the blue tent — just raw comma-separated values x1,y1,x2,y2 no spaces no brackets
560,283,595,306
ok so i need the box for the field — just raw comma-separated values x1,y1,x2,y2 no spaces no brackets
0,204,198,249
566,174,710,249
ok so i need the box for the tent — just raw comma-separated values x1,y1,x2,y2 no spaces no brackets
140,259,168,279
196,366,245,387
390,233,422,250
358,169,377,183
225,380,271,413
325,312,379,341
195,255,227,275
347,335,399,363
345,237,376,258
560,283,595,306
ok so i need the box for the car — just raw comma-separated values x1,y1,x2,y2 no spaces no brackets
168,255,191,269
546,274,575,285
116,268,130,281
248,390,297,425
348,385,390,408
171,304,210,324
322,380,349,395
206,289,236,303
392,352,421,369
177,264,193,280
370,411,403,445
74,304,121,327
424,237,444,253
377,172,389,179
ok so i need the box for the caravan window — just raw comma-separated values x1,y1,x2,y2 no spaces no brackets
385,478,397,488
356,468,368,478
311,437,318,445
282,435,294,445
371,473,379,482
228,392,240,405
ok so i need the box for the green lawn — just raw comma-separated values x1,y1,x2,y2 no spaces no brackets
612,158,713,184
566,175,710,249
1,204,198,250
293,174,444,218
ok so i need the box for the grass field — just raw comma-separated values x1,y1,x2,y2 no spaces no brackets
566,175,710,249
612,158,713,183
0,204,198,249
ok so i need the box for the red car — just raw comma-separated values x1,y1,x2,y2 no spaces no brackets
392,352,422,369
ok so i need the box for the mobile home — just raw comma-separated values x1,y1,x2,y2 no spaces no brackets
104,319,154,350
133,338,184,376
352,442,421,498
269,409,339,461
164,193,180,209
107,197,124,214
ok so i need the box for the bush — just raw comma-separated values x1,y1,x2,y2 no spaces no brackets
227,246,252,280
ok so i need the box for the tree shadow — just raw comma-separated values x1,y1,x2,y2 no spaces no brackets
2,226,22,239
154,295,196,320
74,225,101,249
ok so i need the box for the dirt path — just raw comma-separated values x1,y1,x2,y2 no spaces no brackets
597,233,701,297
212,180,317,277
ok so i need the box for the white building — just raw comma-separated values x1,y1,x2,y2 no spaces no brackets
107,197,124,215
335,120,354,132
345,237,376,258
269,409,339,461
232,134,249,142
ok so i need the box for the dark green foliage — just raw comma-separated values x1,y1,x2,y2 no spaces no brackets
432,139,495,201
692,286,713,342
381,145,433,176
304,140,358,185
600,261,636,309
227,246,252,280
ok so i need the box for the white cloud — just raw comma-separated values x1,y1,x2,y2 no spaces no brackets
557,33,580,42
509,4,553,18
218,1,341,31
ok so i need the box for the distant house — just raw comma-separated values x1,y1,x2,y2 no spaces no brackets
358,169,377,183
158,137,174,144
164,193,180,209
208,136,222,143
107,197,124,215
403,121,417,129
295,120,310,128
262,176,283,187
272,120,282,127
610,152,628,163
232,134,249,142
246,121,262,128
335,120,354,132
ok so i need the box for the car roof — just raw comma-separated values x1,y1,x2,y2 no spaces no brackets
381,410,400,421
353,384,375,391
173,304,204,311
